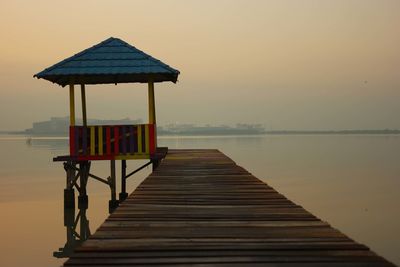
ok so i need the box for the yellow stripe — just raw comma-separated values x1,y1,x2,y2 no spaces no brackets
137,125,142,153
90,126,95,155
144,124,149,153
98,126,103,155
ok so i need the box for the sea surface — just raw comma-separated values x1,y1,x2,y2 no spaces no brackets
0,134,399,266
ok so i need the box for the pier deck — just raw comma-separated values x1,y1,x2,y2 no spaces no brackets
64,149,395,266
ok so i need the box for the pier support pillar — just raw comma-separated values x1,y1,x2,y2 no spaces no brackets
63,207,75,228
78,161,90,209
79,207,91,241
64,189,75,209
64,161,76,209
109,160,119,213
55,205,91,258
119,160,128,201
152,159,160,171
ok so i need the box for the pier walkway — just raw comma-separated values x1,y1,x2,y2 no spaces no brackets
63,149,395,266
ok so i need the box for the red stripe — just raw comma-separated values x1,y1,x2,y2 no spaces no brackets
106,127,111,155
149,124,156,154
114,126,119,155
69,126,75,156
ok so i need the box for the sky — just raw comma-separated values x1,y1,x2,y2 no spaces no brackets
0,0,399,131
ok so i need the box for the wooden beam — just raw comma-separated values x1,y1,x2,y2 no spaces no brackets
148,82,156,124
69,84,75,126
81,84,87,127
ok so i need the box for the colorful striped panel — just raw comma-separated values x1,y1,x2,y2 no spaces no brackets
69,124,156,160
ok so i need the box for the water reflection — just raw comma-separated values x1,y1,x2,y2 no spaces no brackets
0,134,399,266
54,207,91,258
25,136,68,152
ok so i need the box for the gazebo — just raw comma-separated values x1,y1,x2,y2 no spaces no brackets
34,37,180,212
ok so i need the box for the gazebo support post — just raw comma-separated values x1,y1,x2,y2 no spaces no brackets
119,160,128,201
148,81,160,170
64,84,76,208
79,84,89,209
81,84,87,127
69,84,75,126
148,81,156,124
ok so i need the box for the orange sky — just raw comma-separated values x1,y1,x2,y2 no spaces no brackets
0,0,399,130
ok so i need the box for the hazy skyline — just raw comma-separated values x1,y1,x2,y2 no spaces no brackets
1,0,399,130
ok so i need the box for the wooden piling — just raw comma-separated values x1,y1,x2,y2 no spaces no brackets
108,160,118,213
119,160,128,201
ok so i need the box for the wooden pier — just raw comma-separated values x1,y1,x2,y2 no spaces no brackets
63,149,395,266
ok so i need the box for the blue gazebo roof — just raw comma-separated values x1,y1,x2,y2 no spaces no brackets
34,37,180,87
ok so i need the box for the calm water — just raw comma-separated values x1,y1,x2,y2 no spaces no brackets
0,134,399,266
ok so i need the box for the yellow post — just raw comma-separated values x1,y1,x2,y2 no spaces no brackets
148,82,156,124
69,84,75,126
98,126,103,155
81,84,87,127
90,126,95,155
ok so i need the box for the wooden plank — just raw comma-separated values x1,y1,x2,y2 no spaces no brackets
77,239,369,251
65,255,392,265
63,263,394,267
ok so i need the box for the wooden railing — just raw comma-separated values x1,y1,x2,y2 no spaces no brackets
69,124,156,161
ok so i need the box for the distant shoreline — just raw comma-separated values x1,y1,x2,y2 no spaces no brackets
263,129,400,135
1,129,400,136
8,116,399,136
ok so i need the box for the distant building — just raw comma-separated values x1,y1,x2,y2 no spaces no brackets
25,117,266,136
29,117,69,135
157,123,266,135
26,117,142,136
